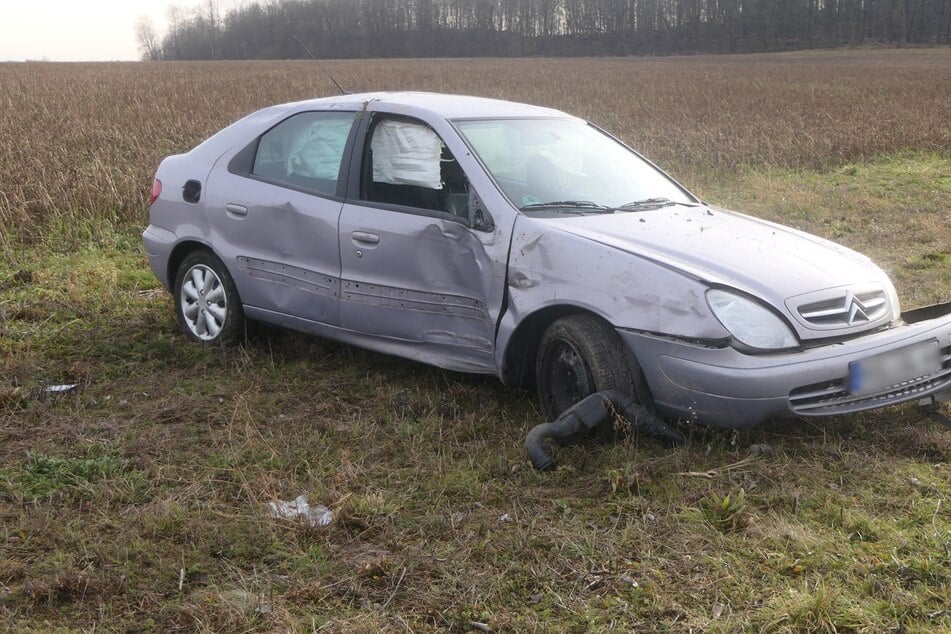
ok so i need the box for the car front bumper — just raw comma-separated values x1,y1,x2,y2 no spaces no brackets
619,302,951,428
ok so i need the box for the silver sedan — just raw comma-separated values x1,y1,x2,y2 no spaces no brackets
143,92,951,426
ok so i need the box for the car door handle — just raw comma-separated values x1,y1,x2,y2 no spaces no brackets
225,203,248,217
351,231,380,245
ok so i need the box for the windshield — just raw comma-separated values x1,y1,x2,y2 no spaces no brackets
455,118,695,213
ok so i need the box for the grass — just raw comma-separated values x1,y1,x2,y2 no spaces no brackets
1,50,950,630
4,449,138,500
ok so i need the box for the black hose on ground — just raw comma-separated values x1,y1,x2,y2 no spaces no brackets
525,390,686,471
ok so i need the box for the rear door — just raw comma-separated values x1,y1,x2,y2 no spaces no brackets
205,110,357,326
336,112,510,373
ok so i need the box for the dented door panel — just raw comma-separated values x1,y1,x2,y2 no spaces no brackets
204,169,344,325
337,204,507,371
332,104,517,372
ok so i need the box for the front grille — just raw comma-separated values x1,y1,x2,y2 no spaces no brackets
789,344,951,416
798,290,888,327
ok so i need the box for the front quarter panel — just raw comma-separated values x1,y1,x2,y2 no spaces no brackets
499,216,731,363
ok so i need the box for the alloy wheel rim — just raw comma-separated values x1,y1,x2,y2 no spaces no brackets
180,264,227,340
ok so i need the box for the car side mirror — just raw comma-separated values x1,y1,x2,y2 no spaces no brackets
468,189,494,232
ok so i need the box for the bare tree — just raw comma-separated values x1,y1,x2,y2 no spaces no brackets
135,16,160,61
151,0,951,60
166,5,184,59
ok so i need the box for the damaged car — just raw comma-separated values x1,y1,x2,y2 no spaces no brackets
143,92,951,426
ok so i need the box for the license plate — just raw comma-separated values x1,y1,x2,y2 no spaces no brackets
850,340,942,396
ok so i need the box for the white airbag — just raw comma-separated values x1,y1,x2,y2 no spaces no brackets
371,120,443,189
286,117,352,179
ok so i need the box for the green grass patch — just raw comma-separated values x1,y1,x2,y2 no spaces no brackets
2,446,146,502
10,452,128,498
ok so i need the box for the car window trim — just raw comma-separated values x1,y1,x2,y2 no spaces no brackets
344,110,371,200
232,172,348,203
350,198,474,226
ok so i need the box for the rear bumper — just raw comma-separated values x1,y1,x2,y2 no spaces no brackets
142,224,177,291
620,302,951,428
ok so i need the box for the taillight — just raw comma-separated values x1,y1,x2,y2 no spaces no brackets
149,178,162,206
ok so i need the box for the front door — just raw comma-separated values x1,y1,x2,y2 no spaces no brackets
337,114,509,373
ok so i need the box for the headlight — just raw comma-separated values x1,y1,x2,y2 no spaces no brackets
706,289,798,350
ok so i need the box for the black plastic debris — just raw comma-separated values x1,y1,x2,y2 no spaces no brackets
525,390,685,471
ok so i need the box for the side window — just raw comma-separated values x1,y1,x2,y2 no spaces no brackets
252,111,355,196
361,118,471,222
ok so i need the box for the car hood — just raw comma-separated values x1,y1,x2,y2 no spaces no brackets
542,204,894,312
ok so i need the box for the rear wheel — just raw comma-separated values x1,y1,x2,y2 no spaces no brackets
535,314,648,422
174,250,244,345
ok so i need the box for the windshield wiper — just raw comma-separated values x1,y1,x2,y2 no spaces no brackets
519,200,613,213
615,197,699,211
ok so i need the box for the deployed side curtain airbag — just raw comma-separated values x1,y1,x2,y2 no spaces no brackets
286,117,352,179
371,120,443,190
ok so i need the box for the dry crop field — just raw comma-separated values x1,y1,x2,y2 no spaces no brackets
0,50,949,631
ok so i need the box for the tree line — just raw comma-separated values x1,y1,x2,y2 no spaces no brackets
138,0,951,60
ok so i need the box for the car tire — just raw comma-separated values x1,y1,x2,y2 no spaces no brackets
174,250,245,345
535,314,649,423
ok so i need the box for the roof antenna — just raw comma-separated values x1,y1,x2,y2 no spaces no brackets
294,35,349,95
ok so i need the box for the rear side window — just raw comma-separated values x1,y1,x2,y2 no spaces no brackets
252,111,355,196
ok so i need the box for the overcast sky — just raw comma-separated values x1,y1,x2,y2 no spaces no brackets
0,1,236,61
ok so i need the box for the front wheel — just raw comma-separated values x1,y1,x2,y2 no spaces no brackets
174,250,245,345
535,314,649,422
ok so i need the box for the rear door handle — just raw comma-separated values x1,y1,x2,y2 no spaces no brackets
225,203,248,217
351,231,380,245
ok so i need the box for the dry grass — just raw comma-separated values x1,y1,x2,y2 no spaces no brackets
1,49,950,245
0,50,950,631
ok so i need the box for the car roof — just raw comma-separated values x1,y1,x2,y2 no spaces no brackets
283,91,574,120
185,92,578,164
